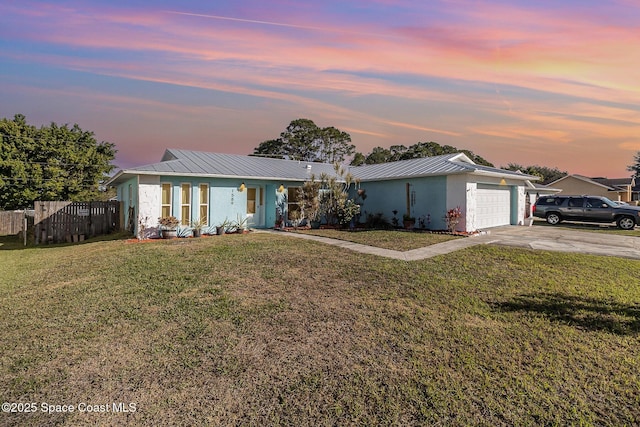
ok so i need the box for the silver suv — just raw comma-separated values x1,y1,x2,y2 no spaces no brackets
533,195,640,230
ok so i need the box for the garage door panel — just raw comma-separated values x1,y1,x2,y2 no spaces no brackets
476,187,511,229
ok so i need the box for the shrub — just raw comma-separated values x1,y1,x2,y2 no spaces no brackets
444,206,462,232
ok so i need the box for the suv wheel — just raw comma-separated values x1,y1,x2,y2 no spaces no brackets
546,213,561,225
616,216,636,230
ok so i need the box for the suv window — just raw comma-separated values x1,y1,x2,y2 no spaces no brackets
586,198,609,208
567,198,584,207
537,197,562,206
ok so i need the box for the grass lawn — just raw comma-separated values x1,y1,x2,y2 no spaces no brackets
295,229,461,251
1,233,639,426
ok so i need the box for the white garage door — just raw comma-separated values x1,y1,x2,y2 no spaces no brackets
476,185,511,229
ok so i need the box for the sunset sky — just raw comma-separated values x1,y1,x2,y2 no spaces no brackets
1,0,638,177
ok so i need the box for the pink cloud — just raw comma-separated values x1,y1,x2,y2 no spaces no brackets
8,0,637,109
2,0,639,177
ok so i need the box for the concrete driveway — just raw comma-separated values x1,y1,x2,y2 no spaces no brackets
267,225,640,261
483,225,640,260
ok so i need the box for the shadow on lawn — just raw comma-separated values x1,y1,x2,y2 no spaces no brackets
0,231,132,250
494,292,640,335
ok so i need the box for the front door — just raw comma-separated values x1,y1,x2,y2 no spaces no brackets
246,187,263,227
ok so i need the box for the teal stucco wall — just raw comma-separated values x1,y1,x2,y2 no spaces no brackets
358,176,447,230
149,177,302,230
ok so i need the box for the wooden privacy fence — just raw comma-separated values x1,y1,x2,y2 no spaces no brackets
0,211,27,236
34,201,120,244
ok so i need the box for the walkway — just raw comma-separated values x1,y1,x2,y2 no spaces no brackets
263,226,640,261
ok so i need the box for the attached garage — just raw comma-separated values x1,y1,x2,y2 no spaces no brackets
476,184,511,229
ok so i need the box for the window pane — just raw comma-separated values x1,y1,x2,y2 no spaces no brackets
200,185,208,204
162,206,171,218
247,188,256,214
200,206,208,224
288,187,301,203
181,206,190,225
568,198,583,207
162,184,171,204
181,184,191,204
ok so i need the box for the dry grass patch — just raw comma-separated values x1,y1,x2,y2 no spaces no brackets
1,234,639,426
295,229,461,251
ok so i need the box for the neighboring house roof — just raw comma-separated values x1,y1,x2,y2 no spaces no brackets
107,149,538,186
548,174,614,190
548,174,635,193
591,177,635,191
526,181,562,194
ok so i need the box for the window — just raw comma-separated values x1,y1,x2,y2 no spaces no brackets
161,183,172,218
568,198,584,208
199,184,208,225
537,197,563,206
181,184,191,225
287,186,301,219
128,184,133,207
586,198,609,209
247,188,256,214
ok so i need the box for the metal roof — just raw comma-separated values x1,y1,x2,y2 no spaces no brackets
350,153,537,181
107,149,537,186
349,153,467,181
108,149,340,185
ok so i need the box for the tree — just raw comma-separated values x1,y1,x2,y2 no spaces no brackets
350,152,366,166
503,163,567,185
627,152,640,178
0,114,116,210
350,141,494,167
363,146,393,164
252,118,355,163
318,126,354,163
253,139,286,159
279,118,319,161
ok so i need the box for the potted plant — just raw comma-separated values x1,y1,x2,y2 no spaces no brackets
402,213,416,230
190,217,207,237
158,216,180,239
216,219,230,236
233,214,249,233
